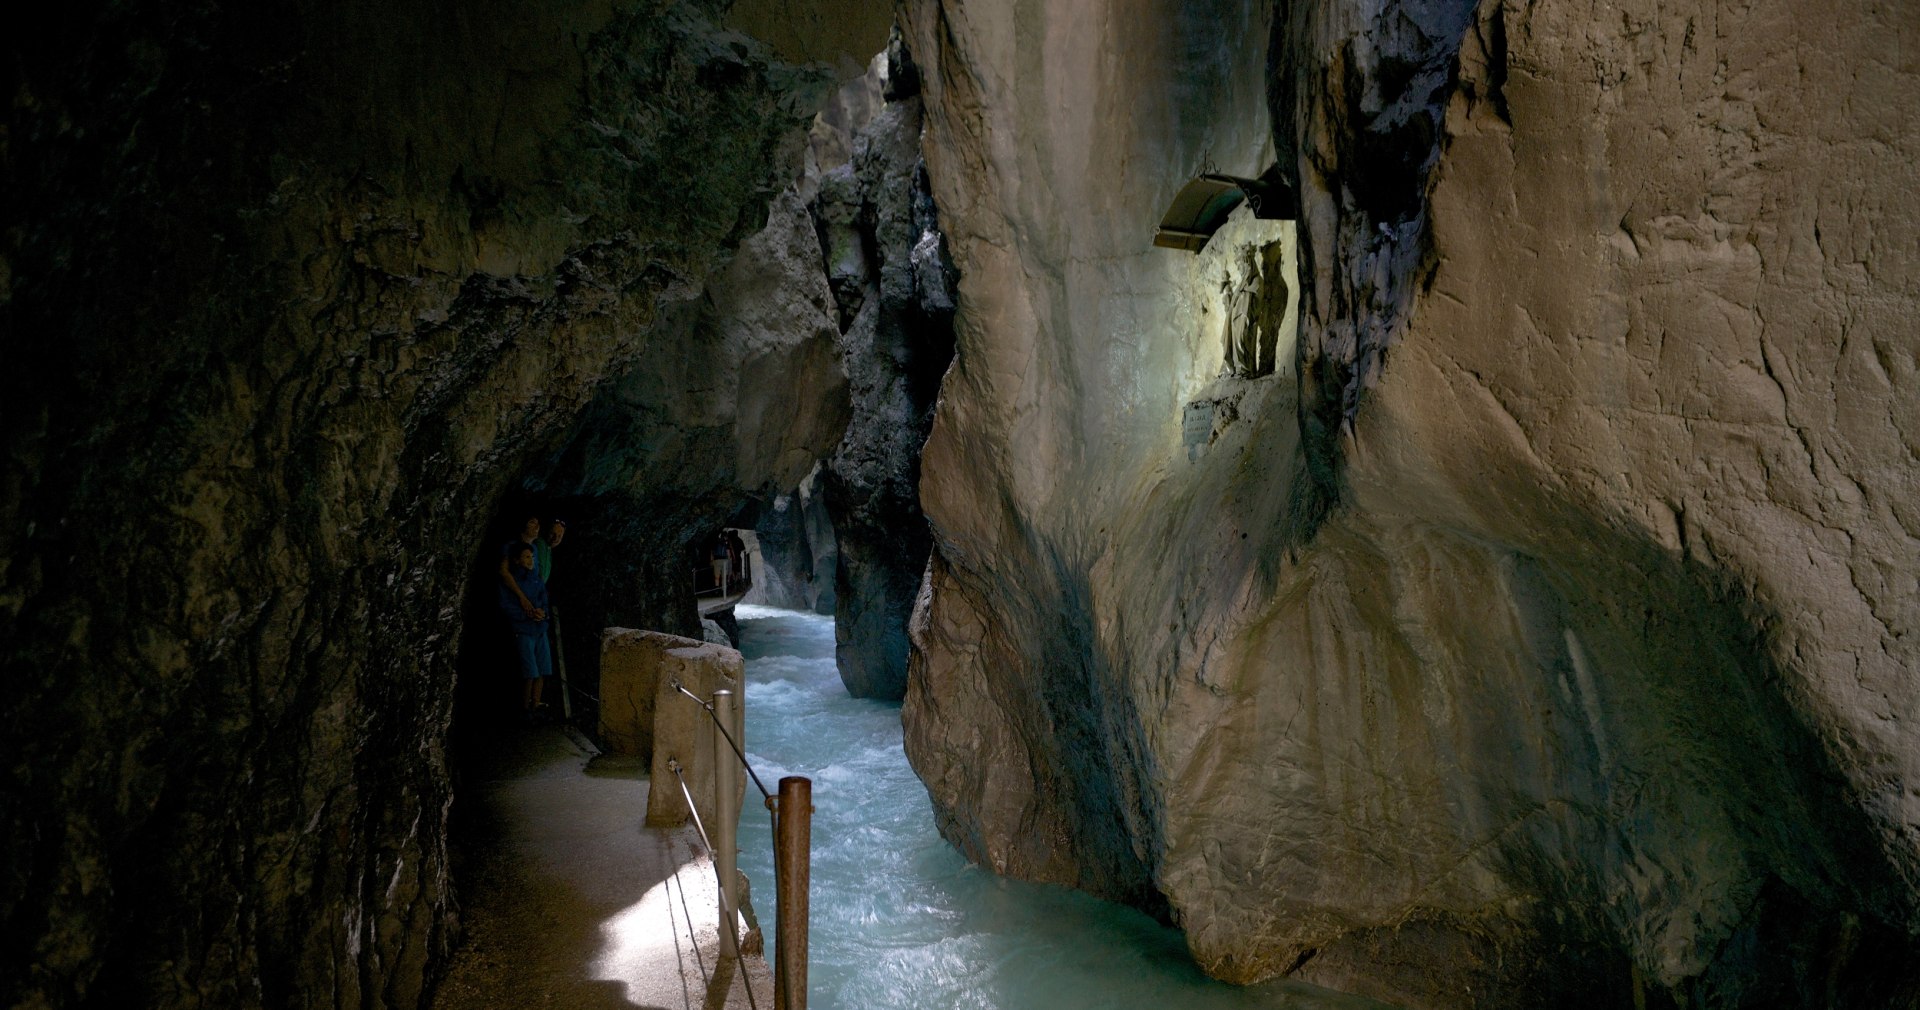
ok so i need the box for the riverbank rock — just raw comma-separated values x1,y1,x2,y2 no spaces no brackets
901,0,1920,1006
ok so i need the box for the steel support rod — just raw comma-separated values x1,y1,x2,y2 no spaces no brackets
551,605,572,720
711,689,741,960
774,776,812,1010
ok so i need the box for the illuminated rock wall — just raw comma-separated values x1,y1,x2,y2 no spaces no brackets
901,0,1920,1006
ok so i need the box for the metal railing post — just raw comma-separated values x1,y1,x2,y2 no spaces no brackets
711,689,741,959
774,776,812,1010
551,604,572,719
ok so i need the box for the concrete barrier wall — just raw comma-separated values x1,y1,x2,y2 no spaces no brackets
599,627,746,829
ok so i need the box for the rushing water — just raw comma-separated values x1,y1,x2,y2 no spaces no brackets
730,606,1392,1010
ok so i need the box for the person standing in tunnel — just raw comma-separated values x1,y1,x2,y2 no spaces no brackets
497,513,547,617
500,542,552,720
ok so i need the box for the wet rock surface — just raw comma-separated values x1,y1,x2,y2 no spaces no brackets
901,0,1920,1007
745,41,956,699
1,1,883,1006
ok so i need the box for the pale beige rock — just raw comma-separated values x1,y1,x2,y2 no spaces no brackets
597,627,745,831
903,0,1920,1004
646,639,747,833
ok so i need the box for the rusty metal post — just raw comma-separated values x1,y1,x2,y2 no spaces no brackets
774,776,812,1010
711,689,740,959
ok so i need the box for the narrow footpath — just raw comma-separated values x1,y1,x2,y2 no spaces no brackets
432,724,773,1010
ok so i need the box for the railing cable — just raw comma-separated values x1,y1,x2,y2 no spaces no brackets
670,758,762,1010
561,682,602,705
666,865,705,1010
669,760,716,856
670,680,774,800
666,762,714,992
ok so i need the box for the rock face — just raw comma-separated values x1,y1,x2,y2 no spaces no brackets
0,1,888,1006
522,186,851,690
745,40,957,696
902,0,1920,1007
812,40,959,700
748,465,839,614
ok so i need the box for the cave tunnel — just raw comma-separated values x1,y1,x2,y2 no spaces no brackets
8,0,1920,1008
433,21,971,1009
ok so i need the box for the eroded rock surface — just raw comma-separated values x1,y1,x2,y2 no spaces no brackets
522,187,850,688
1,2,878,1006
746,40,956,697
813,40,959,700
902,0,1920,1006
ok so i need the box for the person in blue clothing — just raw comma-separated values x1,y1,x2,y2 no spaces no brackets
497,514,548,618
500,542,552,719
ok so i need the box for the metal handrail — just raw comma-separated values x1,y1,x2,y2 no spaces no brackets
667,759,715,854
667,678,809,1010
691,549,753,599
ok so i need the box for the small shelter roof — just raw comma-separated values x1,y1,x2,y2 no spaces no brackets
1153,172,1296,252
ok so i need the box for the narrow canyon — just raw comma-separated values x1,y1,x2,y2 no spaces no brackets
4,1,1916,1008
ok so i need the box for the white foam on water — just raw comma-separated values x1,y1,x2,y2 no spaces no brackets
731,608,1397,1010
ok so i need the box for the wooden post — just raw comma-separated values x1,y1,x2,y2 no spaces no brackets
774,776,812,1010
711,689,740,960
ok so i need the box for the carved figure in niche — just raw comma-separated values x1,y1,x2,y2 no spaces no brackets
1220,242,1289,378
1221,249,1255,375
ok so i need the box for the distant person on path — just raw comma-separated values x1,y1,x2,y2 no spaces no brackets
500,543,552,719
711,535,729,593
726,529,747,588
498,513,548,617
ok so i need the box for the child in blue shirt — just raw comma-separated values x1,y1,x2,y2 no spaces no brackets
500,543,552,719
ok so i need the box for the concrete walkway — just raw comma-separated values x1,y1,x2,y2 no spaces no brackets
433,725,773,1010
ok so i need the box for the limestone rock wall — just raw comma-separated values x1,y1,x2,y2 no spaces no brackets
902,0,1281,916
744,37,956,695
0,1,888,1006
813,38,959,700
902,0,1920,1006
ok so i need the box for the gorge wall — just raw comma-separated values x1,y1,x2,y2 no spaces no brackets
901,0,1920,1007
515,183,851,695
812,36,958,700
1,2,887,1006
745,40,957,698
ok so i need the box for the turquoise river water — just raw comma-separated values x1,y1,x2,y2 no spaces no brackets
729,605,1392,1010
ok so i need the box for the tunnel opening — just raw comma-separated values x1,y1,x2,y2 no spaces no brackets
435,26,959,1006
